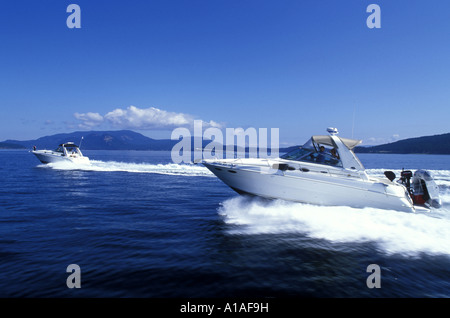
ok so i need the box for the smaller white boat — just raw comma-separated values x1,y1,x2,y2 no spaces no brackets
31,142,90,164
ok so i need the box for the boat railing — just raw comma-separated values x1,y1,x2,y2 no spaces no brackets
275,161,366,180
226,158,366,180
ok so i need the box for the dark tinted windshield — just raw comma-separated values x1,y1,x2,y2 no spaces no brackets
281,139,342,167
280,147,312,161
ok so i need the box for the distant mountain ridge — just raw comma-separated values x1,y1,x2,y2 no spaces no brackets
354,132,450,154
2,130,450,154
3,130,222,151
281,132,450,155
3,130,178,151
0,142,26,149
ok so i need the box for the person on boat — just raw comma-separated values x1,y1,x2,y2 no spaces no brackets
33,145,36,151
316,146,326,163
331,148,339,159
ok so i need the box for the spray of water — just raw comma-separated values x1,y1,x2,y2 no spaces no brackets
218,167,450,257
38,160,213,177
39,159,450,256
218,195,450,257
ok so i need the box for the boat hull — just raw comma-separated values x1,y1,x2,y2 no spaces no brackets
32,151,90,165
203,160,416,213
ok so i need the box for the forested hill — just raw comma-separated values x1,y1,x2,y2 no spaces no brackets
2,130,450,154
354,132,450,154
2,130,178,150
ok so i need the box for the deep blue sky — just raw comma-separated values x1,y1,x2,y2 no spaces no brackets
1,0,449,145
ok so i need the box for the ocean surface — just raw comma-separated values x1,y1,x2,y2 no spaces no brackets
0,150,449,298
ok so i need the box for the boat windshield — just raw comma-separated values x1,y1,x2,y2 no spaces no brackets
55,146,64,153
280,138,343,167
65,146,80,155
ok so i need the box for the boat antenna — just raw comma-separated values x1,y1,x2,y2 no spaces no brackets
351,103,356,139
79,136,84,149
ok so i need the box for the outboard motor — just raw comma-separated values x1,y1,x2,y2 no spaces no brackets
399,170,414,197
396,169,441,209
412,170,441,208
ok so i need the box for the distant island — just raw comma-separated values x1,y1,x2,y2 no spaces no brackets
354,132,450,155
0,142,26,149
1,130,449,154
2,130,178,151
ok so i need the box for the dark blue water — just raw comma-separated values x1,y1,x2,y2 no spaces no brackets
0,150,449,298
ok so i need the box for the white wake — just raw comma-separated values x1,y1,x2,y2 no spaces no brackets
39,160,213,177
218,196,450,257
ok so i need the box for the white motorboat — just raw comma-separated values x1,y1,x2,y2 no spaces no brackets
31,142,90,164
202,128,441,213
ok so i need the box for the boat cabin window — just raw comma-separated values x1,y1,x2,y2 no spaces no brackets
280,139,343,167
65,147,79,155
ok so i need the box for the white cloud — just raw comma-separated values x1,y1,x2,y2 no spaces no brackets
104,106,192,129
74,112,104,129
73,106,222,130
